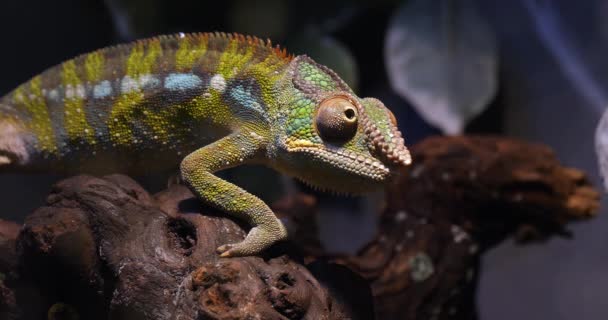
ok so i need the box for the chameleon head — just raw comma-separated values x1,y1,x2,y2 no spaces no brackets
274,56,411,194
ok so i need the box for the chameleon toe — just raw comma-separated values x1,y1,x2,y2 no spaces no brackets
217,244,235,258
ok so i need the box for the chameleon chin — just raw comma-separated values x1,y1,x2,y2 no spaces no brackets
0,32,411,257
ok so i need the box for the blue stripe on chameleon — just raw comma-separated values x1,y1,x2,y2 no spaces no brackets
164,73,203,91
93,80,113,99
229,85,268,121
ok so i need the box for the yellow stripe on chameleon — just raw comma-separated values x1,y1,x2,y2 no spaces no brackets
108,92,141,145
175,35,209,72
187,91,232,125
217,38,255,79
249,54,288,108
16,77,57,153
61,60,81,86
84,51,105,82
142,107,171,144
61,61,96,144
121,90,229,148
125,43,144,77
109,39,163,145
126,38,162,77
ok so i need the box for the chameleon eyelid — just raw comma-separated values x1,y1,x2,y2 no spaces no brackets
314,96,359,142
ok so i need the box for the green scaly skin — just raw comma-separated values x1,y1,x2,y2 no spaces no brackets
0,32,411,257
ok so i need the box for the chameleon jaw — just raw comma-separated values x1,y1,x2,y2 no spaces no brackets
287,144,391,183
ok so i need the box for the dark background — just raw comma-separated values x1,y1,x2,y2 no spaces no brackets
0,1,605,319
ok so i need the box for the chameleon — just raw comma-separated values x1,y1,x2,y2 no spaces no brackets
0,32,411,257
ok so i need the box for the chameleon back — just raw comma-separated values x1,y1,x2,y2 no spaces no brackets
0,33,292,173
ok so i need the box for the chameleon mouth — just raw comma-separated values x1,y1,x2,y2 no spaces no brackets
288,145,390,182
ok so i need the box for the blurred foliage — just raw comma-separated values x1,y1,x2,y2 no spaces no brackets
385,0,497,134
228,0,288,39
595,109,608,191
105,0,165,39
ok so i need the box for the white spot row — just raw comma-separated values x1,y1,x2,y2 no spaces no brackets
44,72,218,101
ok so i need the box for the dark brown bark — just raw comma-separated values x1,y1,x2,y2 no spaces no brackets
334,136,600,320
1,175,371,320
0,219,19,320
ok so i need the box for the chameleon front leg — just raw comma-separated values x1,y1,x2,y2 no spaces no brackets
179,131,288,257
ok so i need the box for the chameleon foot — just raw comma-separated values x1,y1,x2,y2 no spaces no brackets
217,222,288,257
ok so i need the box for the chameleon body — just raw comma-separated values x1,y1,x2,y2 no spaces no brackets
0,32,411,257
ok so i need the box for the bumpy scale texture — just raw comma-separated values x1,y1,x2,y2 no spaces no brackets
0,32,411,257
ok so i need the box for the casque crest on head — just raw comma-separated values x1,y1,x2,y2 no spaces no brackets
290,55,411,168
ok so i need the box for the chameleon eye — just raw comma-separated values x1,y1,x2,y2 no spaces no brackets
315,97,358,142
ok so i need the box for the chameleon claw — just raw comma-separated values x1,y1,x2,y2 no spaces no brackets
219,251,233,258
217,244,235,258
